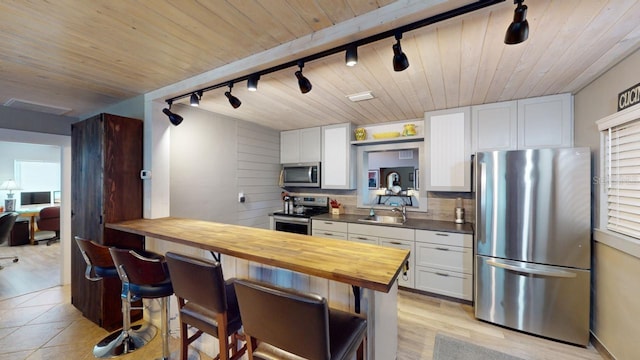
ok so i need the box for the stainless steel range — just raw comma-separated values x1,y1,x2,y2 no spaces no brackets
271,196,329,235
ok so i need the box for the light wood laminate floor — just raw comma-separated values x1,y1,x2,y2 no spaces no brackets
0,285,605,360
0,243,605,359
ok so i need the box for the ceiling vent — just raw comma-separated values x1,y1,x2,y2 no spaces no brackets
3,98,72,116
346,91,374,102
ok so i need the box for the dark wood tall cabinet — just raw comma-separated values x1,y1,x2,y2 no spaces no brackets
71,113,144,331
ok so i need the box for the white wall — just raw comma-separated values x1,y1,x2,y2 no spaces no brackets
169,105,239,223
0,142,61,198
0,129,71,286
574,48,640,359
168,104,281,228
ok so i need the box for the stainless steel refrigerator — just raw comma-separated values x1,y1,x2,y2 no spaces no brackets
474,147,591,346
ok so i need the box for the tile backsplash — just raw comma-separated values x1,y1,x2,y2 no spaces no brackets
288,190,475,223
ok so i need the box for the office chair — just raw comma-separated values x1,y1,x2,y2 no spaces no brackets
0,212,19,269
34,206,60,245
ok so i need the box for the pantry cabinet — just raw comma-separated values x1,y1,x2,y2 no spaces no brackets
415,229,473,301
321,123,356,189
280,127,321,164
424,107,472,192
71,113,144,331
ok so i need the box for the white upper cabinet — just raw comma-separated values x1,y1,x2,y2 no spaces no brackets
471,93,573,152
280,127,321,164
471,101,518,153
322,123,356,189
517,93,573,149
425,107,472,192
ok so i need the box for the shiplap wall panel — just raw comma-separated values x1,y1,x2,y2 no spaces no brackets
236,120,281,229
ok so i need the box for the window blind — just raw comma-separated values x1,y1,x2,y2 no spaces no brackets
605,118,640,239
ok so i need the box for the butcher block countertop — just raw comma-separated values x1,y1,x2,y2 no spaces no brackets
106,217,409,293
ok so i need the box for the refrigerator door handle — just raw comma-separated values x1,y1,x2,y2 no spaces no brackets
486,259,577,278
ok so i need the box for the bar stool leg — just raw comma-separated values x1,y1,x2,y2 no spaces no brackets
156,296,170,360
93,285,158,358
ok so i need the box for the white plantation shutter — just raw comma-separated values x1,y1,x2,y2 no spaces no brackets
605,118,640,238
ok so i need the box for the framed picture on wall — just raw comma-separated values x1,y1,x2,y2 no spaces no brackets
368,170,379,189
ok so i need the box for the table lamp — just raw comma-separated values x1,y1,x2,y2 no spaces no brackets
0,179,21,212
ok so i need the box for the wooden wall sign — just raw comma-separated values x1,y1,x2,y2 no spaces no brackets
618,82,640,111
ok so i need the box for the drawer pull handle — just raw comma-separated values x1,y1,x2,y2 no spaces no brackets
435,247,450,251
324,232,334,236
324,222,333,224
435,233,449,237
435,272,449,277
390,241,402,245
356,236,368,240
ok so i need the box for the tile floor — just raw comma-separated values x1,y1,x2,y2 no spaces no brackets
0,285,211,360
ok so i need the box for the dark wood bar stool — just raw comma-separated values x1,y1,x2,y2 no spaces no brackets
165,251,246,360
109,247,174,359
234,278,368,360
76,237,158,358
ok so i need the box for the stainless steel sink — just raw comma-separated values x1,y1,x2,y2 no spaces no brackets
357,215,405,224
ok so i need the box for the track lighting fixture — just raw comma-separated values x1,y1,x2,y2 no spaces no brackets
190,90,202,107
163,100,183,126
295,62,312,94
247,74,260,91
392,32,409,72
345,45,358,67
225,83,242,109
504,0,529,45
162,1,503,112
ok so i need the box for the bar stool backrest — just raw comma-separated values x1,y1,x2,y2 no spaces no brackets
74,236,116,280
234,279,331,360
109,248,168,285
165,251,228,313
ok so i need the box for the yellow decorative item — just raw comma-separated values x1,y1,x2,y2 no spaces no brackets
354,127,367,141
402,123,417,136
372,132,401,139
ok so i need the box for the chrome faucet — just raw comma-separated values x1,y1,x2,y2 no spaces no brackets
391,205,407,222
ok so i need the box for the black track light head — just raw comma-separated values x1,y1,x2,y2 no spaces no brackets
505,0,529,44
346,45,358,67
296,62,312,94
247,74,260,91
392,33,409,72
190,90,202,107
225,83,242,109
163,101,183,126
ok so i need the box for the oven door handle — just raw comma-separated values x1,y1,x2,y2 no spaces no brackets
273,215,310,225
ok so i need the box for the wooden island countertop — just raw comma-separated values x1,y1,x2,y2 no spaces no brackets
106,217,409,293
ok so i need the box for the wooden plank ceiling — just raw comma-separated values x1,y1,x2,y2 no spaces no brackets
1,0,639,130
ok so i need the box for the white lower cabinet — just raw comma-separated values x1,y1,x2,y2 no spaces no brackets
380,237,415,289
348,223,415,288
311,220,348,240
313,220,472,297
415,229,473,301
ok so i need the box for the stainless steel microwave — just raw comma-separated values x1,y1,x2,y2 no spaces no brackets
282,162,320,187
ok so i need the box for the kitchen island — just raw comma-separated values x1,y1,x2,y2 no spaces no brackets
107,217,409,359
